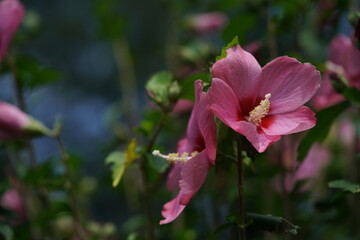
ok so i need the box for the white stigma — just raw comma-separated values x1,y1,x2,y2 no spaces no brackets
152,150,199,163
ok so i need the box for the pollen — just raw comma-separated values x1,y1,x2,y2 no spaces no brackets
152,150,199,163
247,93,271,124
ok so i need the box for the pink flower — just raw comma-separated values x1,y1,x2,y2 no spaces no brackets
312,35,360,110
0,101,49,139
273,144,330,192
0,0,25,61
328,35,360,89
208,45,320,152
190,12,228,35
153,80,216,224
1,188,26,223
172,99,193,114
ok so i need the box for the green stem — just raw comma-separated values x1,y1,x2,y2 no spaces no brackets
54,135,88,240
139,112,168,240
236,134,246,240
113,38,138,136
7,53,37,168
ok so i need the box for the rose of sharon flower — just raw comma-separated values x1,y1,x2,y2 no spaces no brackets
0,101,50,139
312,35,360,110
152,80,216,224
0,0,25,61
208,45,321,152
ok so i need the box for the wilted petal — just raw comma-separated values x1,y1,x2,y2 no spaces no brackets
179,150,211,205
159,192,186,225
261,106,316,135
258,56,321,114
212,45,261,108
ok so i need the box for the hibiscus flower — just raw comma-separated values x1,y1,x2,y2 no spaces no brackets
153,80,216,224
208,45,321,152
312,35,360,110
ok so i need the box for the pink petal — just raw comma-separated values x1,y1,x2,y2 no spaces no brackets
329,35,349,66
166,138,192,191
208,78,243,127
261,106,316,136
311,72,344,111
194,80,217,163
258,56,321,114
212,45,261,111
172,99,193,114
295,144,330,180
236,121,281,153
166,163,184,191
0,0,25,61
179,150,211,205
186,95,204,152
159,192,186,225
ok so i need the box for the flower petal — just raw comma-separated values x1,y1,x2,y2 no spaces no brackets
194,80,217,163
311,72,344,110
159,192,186,225
261,106,316,135
258,56,321,114
179,150,211,205
212,45,261,108
166,138,191,191
0,0,25,61
209,78,243,127
166,163,184,191
236,121,281,152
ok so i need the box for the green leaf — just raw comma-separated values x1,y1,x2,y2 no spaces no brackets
180,72,209,101
342,87,360,105
145,71,174,106
297,101,350,161
15,56,62,88
329,179,360,193
246,213,300,235
0,224,13,240
216,36,239,61
105,139,137,187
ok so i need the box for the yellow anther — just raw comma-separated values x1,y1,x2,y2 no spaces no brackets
191,151,199,157
248,93,271,124
152,150,199,163
181,152,189,157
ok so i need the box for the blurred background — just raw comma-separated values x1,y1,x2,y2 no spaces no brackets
0,0,360,239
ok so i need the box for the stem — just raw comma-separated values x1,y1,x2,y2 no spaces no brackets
54,135,88,240
265,0,278,59
113,38,138,136
139,112,167,240
7,53,37,168
236,134,246,240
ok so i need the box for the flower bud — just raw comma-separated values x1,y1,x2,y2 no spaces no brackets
0,0,25,61
0,101,50,140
